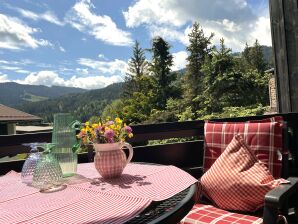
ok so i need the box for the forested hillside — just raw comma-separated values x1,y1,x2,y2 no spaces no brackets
18,83,122,122
0,82,86,106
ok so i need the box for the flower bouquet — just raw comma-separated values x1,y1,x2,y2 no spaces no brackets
77,117,133,144
77,117,134,179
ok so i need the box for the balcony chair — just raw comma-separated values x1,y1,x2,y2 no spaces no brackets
180,116,298,224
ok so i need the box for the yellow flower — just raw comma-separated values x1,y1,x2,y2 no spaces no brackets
85,122,90,126
115,117,122,124
92,124,98,129
128,133,133,138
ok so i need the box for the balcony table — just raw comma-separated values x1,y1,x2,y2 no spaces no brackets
0,162,198,224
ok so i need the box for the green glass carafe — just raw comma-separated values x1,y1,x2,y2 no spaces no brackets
51,113,80,177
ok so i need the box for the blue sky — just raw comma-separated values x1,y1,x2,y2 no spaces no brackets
0,0,270,89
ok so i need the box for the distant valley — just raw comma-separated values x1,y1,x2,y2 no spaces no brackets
16,83,123,122
0,82,86,107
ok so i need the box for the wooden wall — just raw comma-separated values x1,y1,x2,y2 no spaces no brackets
269,0,298,112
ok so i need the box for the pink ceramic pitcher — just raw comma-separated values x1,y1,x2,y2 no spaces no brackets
93,142,133,179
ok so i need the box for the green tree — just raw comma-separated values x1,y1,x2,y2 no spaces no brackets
123,92,154,124
199,38,234,114
101,99,125,120
149,36,175,109
122,40,148,98
122,74,156,124
184,22,214,114
242,40,267,73
199,38,270,116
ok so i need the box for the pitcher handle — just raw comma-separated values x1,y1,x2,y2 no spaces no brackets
69,120,82,130
122,142,134,165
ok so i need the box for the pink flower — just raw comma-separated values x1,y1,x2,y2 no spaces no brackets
107,138,114,143
104,129,115,140
106,121,114,125
124,126,132,134
77,132,85,138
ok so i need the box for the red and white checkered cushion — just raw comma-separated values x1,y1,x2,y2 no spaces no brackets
180,204,263,224
201,135,288,212
203,116,284,178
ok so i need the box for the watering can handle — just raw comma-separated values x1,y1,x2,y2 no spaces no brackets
122,143,134,165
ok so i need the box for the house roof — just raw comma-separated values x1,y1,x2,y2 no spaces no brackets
0,104,42,122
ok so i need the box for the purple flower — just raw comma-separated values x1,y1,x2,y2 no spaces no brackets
107,138,114,143
124,126,132,134
104,129,115,139
94,127,101,138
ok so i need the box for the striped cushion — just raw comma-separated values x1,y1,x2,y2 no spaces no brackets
203,116,284,178
201,135,287,212
180,204,263,224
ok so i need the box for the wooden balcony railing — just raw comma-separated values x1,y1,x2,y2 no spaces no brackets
1,113,298,177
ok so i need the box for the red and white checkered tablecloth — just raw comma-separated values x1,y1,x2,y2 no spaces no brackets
0,163,197,224
0,171,39,203
75,163,197,201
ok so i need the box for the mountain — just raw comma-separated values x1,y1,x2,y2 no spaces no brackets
231,46,273,67
18,82,123,122
0,82,86,106
261,46,274,68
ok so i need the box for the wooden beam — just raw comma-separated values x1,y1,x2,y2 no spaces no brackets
269,0,298,112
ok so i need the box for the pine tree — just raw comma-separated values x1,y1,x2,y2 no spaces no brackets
122,40,147,98
242,40,267,73
199,38,269,115
149,36,174,109
200,38,234,114
184,22,214,113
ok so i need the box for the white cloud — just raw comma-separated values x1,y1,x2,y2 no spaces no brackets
14,70,122,89
221,19,241,32
76,68,89,75
98,54,105,59
16,71,65,86
66,0,133,46
16,8,64,26
123,0,271,51
78,58,128,75
55,42,66,52
0,59,34,67
0,74,9,83
15,69,30,74
0,65,21,71
172,51,188,71
59,46,66,52
66,75,123,89
0,14,53,50
250,16,272,46
201,20,244,52
123,0,254,28
149,25,189,45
